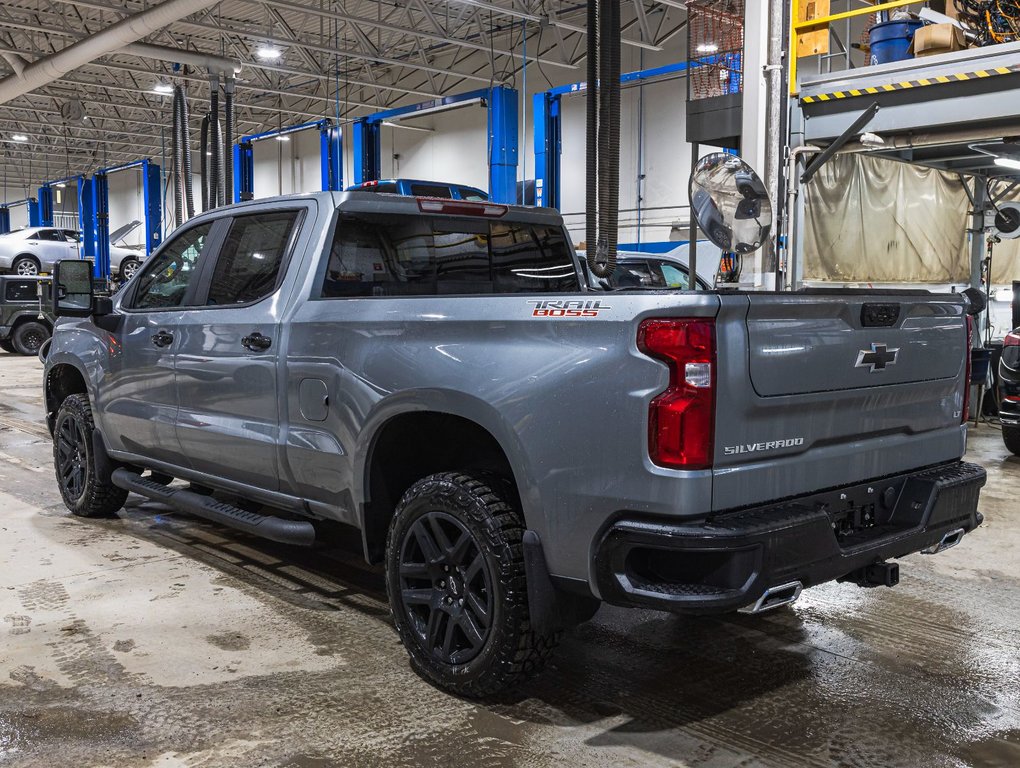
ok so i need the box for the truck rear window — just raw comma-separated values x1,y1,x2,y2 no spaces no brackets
321,213,578,297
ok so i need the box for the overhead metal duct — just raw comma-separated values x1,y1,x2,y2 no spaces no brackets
120,42,240,76
0,0,223,105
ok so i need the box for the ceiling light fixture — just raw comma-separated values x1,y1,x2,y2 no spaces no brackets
11,134,28,142
256,44,283,61
697,43,719,53
994,157,1020,171
152,82,173,95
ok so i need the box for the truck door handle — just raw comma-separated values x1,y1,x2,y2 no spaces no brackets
241,332,272,352
151,330,174,348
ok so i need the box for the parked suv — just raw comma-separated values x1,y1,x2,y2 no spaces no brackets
42,155,985,697
0,276,52,355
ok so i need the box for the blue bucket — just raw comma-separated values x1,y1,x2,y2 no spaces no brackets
869,19,923,66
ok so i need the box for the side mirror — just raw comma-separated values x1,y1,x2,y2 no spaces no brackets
52,260,95,318
689,153,773,255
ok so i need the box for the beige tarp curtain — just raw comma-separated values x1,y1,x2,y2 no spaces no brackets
803,153,1020,285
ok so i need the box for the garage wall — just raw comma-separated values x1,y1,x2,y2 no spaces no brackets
376,105,490,192
108,170,145,242
252,127,323,199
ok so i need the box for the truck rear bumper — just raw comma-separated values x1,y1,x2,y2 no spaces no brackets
594,461,986,614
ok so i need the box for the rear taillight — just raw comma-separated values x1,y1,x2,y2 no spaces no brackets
962,315,974,424
637,319,716,470
1005,331,1020,347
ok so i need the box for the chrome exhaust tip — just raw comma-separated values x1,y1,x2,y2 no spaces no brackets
921,527,965,555
740,581,803,614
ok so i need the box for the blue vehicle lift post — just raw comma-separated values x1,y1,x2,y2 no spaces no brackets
36,185,54,226
0,206,8,234
234,118,342,202
352,86,519,205
80,159,163,280
532,59,722,209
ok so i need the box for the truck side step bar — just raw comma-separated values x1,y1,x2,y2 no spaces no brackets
111,468,316,547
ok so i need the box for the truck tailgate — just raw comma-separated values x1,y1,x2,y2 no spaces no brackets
712,291,968,511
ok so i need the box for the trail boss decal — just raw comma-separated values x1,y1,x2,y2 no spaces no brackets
528,300,611,318
723,437,805,456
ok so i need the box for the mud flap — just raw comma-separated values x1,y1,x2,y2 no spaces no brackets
523,529,600,634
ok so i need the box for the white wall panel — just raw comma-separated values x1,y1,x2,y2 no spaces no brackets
252,128,324,199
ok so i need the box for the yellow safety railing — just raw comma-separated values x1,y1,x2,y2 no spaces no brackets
790,0,921,95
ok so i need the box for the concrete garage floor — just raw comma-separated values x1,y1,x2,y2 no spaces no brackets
1,354,1019,768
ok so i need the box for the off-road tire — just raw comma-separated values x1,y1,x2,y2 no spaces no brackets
386,471,559,697
1004,425,1020,457
11,321,49,355
12,256,40,277
53,393,127,517
0,339,14,353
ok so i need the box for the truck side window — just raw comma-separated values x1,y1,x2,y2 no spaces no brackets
321,214,578,298
206,210,299,306
5,280,37,302
130,223,213,310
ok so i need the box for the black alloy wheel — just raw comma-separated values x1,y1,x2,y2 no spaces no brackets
386,472,560,697
398,510,493,665
55,409,89,503
52,393,127,517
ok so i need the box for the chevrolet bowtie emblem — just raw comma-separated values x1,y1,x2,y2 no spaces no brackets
856,343,899,372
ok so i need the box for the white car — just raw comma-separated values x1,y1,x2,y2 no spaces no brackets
0,221,147,279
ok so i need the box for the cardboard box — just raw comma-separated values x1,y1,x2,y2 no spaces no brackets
909,23,968,58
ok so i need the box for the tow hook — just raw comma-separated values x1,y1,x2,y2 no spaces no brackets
844,561,900,588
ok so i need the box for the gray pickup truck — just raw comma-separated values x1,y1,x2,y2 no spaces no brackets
42,156,986,697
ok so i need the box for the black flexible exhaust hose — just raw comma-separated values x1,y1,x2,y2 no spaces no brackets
607,0,620,272
209,82,220,208
171,86,183,226
585,0,598,276
180,85,194,220
597,0,612,274
224,79,235,206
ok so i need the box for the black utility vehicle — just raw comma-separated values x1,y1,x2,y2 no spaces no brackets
0,276,52,355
